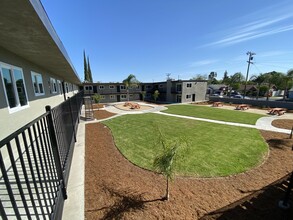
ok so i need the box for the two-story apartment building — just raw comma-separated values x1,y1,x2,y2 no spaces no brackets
84,82,141,102
0,0,81,140
83,79,207,103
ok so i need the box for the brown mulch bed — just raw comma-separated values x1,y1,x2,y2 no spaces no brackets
93,110,116,120
272,119,293,130
85,114,293,220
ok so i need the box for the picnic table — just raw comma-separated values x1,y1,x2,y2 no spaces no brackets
268,108,286,116
212,102,223,107
235,104,249,110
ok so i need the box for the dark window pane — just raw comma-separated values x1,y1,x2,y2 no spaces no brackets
2,67,16,108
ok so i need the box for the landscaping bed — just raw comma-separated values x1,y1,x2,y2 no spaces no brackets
84,116,293,219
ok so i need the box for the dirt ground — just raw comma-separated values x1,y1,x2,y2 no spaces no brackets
85,110,293,220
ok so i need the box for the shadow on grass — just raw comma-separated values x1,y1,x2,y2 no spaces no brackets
86,186,164,219
200,173,293,220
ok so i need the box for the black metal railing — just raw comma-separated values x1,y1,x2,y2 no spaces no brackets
0,91,83,220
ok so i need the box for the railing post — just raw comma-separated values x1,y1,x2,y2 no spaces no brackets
67,97,77,142
45,105,68,200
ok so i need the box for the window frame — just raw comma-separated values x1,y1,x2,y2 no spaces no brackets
50,77,58,94
31,71,45,96
0,62,29,113
120,94,127,99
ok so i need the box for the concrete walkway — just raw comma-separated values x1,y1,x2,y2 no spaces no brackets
62,103,292,219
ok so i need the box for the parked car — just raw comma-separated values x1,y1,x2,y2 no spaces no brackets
211,93,223,98
233,95,250,99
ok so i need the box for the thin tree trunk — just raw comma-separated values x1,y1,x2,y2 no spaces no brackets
165,177,170,201
127,89,129,102
283,82,288,101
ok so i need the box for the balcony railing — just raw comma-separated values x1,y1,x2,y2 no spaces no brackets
0,91,83,220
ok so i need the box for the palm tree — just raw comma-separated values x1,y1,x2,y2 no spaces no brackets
153,130,185,201
283,69,293,100
153,143,178,201
122,74,139,101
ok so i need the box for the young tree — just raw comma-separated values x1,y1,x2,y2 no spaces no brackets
153,130,185,201
141,91,146,101
122,74,139,101
153,90,160,102
92,93,101,104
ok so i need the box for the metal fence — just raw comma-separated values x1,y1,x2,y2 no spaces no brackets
0,91,83,220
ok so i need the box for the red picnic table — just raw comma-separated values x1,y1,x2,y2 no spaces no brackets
235,104,249,110
212,102,223,107
268,108,286,116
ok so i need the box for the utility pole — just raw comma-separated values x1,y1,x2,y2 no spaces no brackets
243,51,255,99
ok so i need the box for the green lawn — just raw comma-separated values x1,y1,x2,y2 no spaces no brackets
162,104,264,125
102,113,268,177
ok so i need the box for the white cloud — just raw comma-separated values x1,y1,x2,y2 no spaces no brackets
204,4,293,48
190,59,218,67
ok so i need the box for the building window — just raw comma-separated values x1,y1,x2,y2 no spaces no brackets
109,85,115,89
110,95,116,99
99,85,104,89
100,95,105,99
50,78,57,93
121,94,127,99
1,63,28,111
159,84,164,88
176,84,182,92
57,80,63,94
186,94,191,99
146,85,152,89
31,72,44,96
120,85,126,90
85,85,93,91
187,83,192,88
65,82,69,93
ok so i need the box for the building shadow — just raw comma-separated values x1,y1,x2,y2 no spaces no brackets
200,174,293,220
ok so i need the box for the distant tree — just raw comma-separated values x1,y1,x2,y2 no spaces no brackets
87,56,93,83
83,50,89,82
123,74,139,101
191,74,207,80
83,50,93,82
153,90,160,102
208,71,217,84
226,72,244,95
222,71,229,84
283,69,293,100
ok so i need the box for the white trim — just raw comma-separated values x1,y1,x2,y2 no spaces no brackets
50,77,57,94
0,62,29,113
31,71,45,96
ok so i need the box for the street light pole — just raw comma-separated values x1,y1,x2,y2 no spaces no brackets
243,51,255,99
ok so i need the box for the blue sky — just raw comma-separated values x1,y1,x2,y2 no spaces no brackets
41,0,293,83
